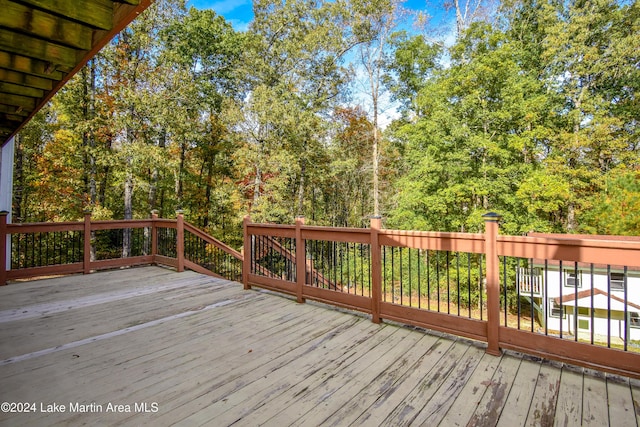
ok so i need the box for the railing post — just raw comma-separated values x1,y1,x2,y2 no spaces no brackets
483,212,502,356
83,211,91,275
176,210,184,273
151,210,158,264
370,216,382,323
242,215,251,290
295,216,306,304
0,211,8,286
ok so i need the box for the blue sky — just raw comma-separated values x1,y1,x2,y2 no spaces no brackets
186,0,451,33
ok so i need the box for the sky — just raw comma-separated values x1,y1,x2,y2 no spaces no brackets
186,0,452,33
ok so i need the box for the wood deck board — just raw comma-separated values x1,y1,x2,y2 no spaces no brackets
495,356,541,427
607,377,637,427
632,378,640,426
581,370,608,427
436,350,504,426
525,361,562,426
467,353,523,426
0,267,639,426
554,367,584,427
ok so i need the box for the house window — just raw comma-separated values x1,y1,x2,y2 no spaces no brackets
631,313,640,329
549,298,565,318
564,270,581,288
578,307,589,316
578,319,589,330
610,272,625,291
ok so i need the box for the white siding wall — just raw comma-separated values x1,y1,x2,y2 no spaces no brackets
0,137,14,271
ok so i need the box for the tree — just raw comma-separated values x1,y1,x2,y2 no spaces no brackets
236,0,352,223
388,23,548,233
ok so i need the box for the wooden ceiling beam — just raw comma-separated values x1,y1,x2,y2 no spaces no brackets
1,0,154,146
0,31,78,68
16,0,114,30
0,0,94,50
0,104,30,116
0,51,64,80
0,81,45,99
0,92,37,110
0,68,53,91
0,113,23,125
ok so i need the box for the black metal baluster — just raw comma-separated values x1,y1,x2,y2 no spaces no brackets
607,264,611,348
383,246,387,302
479,254,483,321
517,258,521,330
624,266,628,352
391,246,395,302
573,261,578,342
559,260,563,339
408,248,412,307
530,258,535,333
467,253,472,318
590,263,595,345
417,249,422,309
544,260,549,336
446,251,450,314
399,247,403,305
426,250,431,310
436,251,440,312
456,252,460,316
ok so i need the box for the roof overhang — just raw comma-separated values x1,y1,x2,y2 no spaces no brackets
0,0,154,147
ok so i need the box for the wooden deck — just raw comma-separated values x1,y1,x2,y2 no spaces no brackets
0,267,638,426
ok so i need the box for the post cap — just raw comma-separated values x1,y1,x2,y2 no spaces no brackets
151,209,159,215
482,212,501,222
0,211,9,216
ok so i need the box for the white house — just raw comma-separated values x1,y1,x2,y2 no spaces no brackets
518,233,640,345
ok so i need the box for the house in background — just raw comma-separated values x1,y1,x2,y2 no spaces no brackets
518,233,640,345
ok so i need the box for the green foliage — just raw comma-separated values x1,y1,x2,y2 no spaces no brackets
13,0,640,247
578,168,640,235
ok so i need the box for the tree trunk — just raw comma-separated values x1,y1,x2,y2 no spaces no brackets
297,160,306,216
253,165,262,202
88,60,97,206
148,131,165,211
123,162,134,258
203,154,215,229
175,141,186,207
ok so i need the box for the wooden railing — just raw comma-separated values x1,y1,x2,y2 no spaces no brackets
0,211,242,284
243,214,640,379
3,209,640,378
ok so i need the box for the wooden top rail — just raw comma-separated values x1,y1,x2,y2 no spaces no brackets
380,229,485,253
154,219,178,227
184,222,243,261
6,219,156,233
7,222,84,232
90,219,154,230
301,227,371,244
246,223,296,238
498,235,640,267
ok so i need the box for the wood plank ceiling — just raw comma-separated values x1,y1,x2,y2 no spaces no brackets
0,0,153,146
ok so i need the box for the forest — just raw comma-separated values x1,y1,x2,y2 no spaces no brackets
12,0,640,249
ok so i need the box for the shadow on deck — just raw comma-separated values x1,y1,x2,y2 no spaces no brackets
0,267,639,426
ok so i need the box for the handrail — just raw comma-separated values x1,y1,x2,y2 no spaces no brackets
184,222,242,260
0,212,245,284
243,215,640,379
